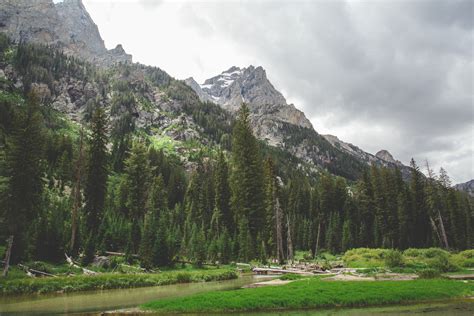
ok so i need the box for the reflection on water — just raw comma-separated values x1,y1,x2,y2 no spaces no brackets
0,275,271,315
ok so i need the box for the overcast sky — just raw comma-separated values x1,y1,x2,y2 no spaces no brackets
80,0,473,184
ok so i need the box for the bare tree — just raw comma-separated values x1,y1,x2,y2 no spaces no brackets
70,128,84,254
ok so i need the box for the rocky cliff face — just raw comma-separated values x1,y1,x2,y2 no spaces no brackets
186,66,312,146
188,66,412,179
455,180,474,197
324,135,412,178
1,1,412,180
0,0,131,66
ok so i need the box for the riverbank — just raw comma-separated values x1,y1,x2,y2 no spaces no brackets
142,278,474,313
0,269,237,295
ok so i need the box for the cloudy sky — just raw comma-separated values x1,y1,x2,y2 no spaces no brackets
80,0,473,183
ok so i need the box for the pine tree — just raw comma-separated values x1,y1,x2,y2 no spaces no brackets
83,108,108,264
139,210,156,269
237,216,252,262
213,152,232,232
123,141,151,253
4,93,45,262
154,213,171,267
230,104,264,254
409,158,429,247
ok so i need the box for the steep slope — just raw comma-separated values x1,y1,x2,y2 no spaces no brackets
0,0,131,66
1,0,410,181
324,135,412,179
187,67,411,179
455,180,474,197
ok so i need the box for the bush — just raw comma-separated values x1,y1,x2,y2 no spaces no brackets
417,268,441,279
452,250,474,268
176,272,192,283
280,274,304,281
343,248,388,268
429,253,459,273
384,250,404,268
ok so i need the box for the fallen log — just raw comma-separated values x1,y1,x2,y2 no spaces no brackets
174,259,219,267
252,267,315,276
105,251,139,258
1,259,58,278
17,263,57,278
446,274,474,280
65,253,98,275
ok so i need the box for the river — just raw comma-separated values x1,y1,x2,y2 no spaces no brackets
0,275,270,315
0,275,472,315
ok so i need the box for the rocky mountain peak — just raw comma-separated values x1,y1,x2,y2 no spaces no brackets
186,65,313,146
375,150,397,164
0,0,132,66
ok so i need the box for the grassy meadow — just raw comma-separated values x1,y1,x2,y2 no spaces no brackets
142,278,474,313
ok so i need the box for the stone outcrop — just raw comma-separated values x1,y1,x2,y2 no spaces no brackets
0,0,131,66
455,179,474,197
186,66,312,146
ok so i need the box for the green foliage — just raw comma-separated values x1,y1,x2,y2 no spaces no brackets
0,269,237,295
452,250,474,268
343,248,389,268
385,250,404,268
279,273,305,280
417,268,441,279
142,278,474,313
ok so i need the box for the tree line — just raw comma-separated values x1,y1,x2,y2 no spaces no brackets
0,96,472,266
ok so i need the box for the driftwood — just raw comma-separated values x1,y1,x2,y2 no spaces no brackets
17,263,57,278
253,267,314,276
1,259,57,278
105,251,139,258
65,253,98,275
174,259,219,267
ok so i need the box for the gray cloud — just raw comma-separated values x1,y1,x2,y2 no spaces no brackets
176,0,473,183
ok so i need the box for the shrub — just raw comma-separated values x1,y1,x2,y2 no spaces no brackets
176,272,192,283
429,253,459,273
417,268,441,279
280,274,304,281
452,250,474,268
384,250,404,268
343,248,388,268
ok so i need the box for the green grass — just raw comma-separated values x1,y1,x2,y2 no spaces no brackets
0,269,237,295
343,248,468,272
142,278,474,313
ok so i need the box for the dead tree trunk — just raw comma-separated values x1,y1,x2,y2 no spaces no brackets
429,216,442,246
2,235,13,278
70,128,84,254
314,221,321,258
275,198,284,263
438,210,449,249
286,215,293,263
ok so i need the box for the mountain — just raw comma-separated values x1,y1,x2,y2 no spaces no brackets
1,0,411,181
187,67,412,179
455,180,474,197
0,0,131,66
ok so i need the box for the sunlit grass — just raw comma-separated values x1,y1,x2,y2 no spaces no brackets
142,278,474,313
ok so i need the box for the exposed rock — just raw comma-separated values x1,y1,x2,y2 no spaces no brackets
0,0,132,67
376,149,398,164
187,65,313,146
92,255,110,268
455,179,474,197
30,82,51,103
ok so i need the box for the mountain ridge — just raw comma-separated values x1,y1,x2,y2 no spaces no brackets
187,66,412,179
1,0,412,180
0,0,131,66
